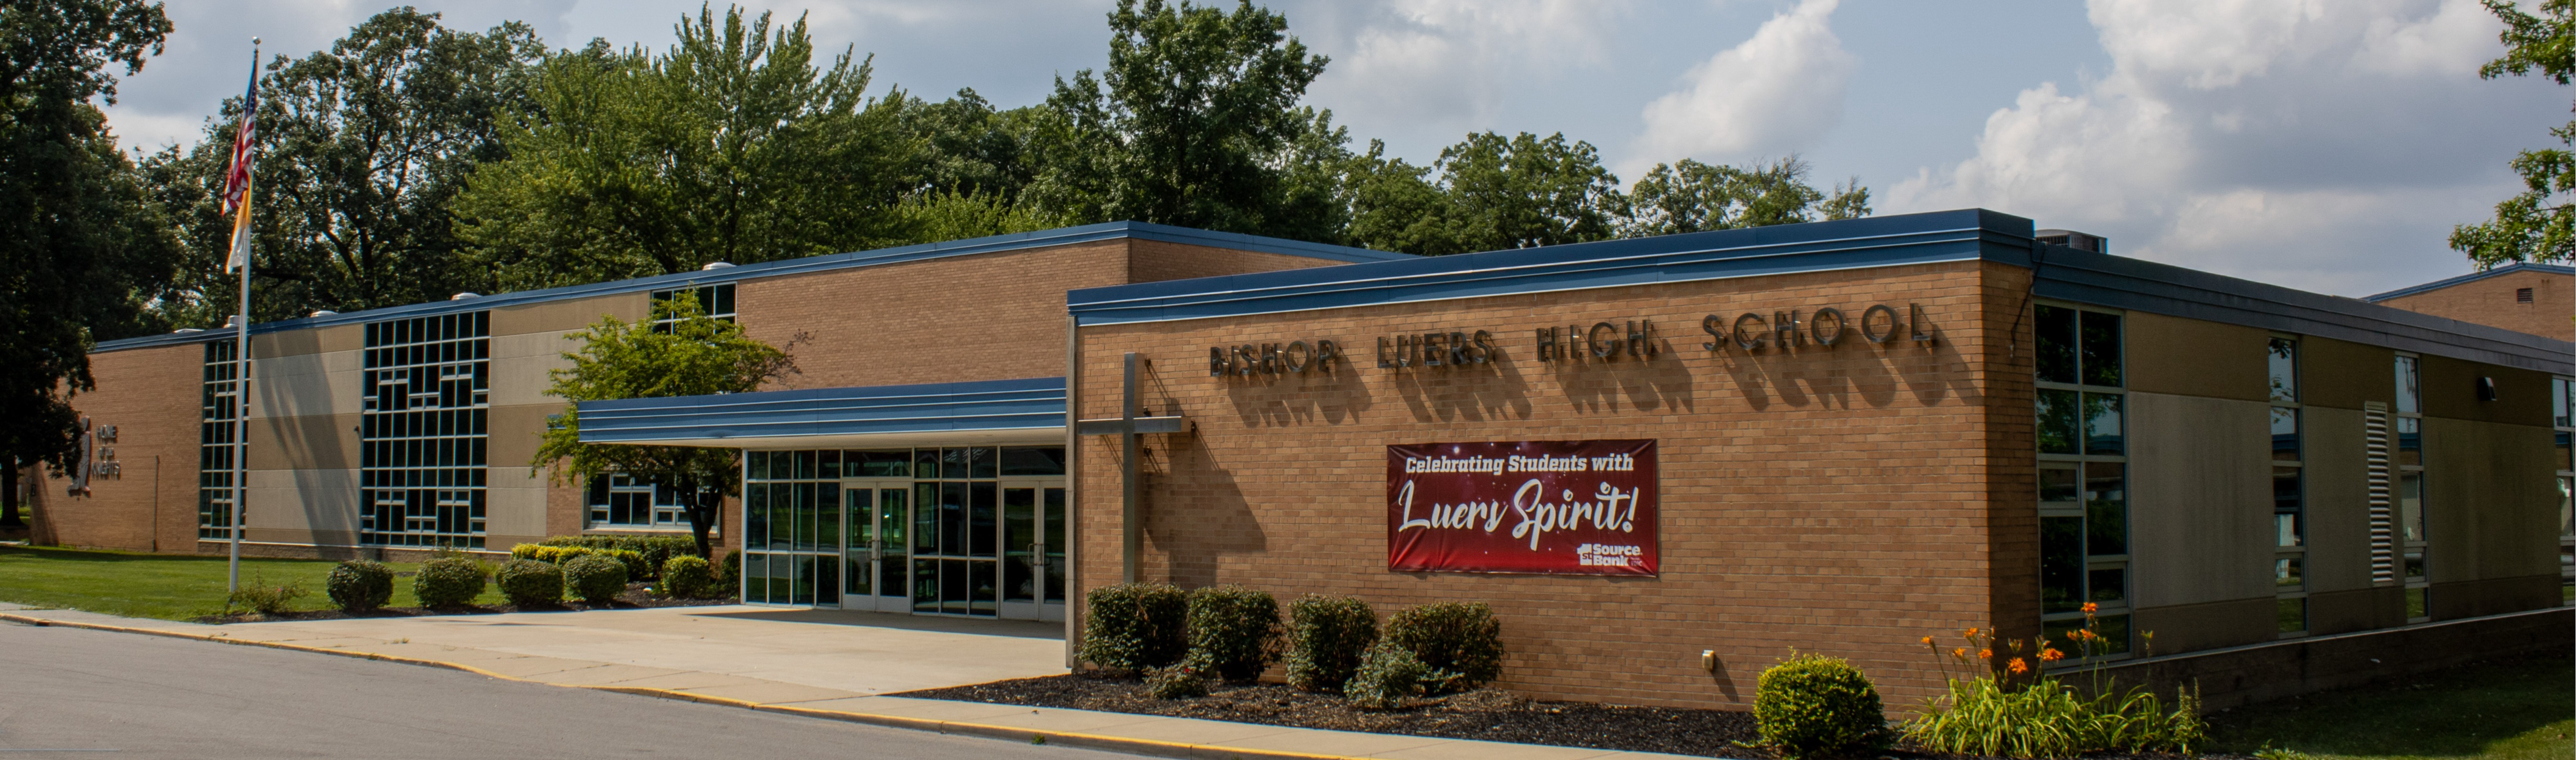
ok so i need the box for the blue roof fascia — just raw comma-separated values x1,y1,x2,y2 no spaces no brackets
95,222,1414,353
1067,209,2035,325
2362,261,2576,302
2032,249,2573,374
576,377,1067,445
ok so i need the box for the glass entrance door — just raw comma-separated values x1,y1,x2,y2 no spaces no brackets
838,483,911,611
910,479,999,616
1002,486,1067,620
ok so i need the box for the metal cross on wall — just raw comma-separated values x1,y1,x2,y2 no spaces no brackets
1075,353,1186,583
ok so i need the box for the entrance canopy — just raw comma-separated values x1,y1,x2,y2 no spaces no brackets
575,377,1067,450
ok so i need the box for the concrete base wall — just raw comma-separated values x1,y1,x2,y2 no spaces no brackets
2074,606,2573,709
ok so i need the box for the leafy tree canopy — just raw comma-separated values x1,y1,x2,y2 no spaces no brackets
456,4,915,290
1627,156,1870,237
533,293,795,558
2454,0,2576,266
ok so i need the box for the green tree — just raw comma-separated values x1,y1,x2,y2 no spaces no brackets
894,88,1044,202
533,294,795,559
1028,0,1341,240
1345,131,1625,255
2453,0,2576,266
457,4,914,291
1625,156,1870,237
145,10,542,325
0,0,177,525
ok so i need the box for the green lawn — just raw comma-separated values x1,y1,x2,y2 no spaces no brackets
2208,653,2573,760
0,545,502,620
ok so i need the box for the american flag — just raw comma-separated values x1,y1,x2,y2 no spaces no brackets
221,52,258,273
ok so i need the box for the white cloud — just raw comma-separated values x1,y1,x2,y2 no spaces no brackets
1303,0,1629,136
1889,0,2565,296
1625,0,1853,175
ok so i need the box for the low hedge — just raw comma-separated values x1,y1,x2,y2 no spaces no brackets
1344,641,1429,710
324,559,395,613
659,555,716,598
510,544,650,581
1755,653,1888,758
1080,583,1188,674
1284,595,1376,692
1186,586,1279,682
536,535,698,578
1384,601,1504,693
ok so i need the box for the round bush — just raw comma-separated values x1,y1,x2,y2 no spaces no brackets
1384,601,1503,693
660,555,714,598
324,559,394,612
718,549,742,595
496,559,565,607
1186,585,1279,682
1754,653,1889,759
1285,595,1377,692
1079,583,1188,674
1145,651,1213,700
1343,641,1428,710
413,557,487,608
564,552,629,604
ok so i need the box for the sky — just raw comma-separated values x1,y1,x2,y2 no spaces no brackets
99,0,2565,298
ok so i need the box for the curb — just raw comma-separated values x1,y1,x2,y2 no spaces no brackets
0,612,1358,760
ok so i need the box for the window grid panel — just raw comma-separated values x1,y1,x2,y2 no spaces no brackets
2033,302,2129,660
360,312,491,548
198,340,241,539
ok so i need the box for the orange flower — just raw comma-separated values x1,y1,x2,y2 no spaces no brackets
2008,658,2030,674
1951,647,1967,658
2082,602,2099,613
1978,648,1993,661
2040,648,2065,662
1921,635,1936,647
1965,627,1981,639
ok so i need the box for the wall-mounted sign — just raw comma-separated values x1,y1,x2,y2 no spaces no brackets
1386,439,1658,576
65,417,119,497
1209,339,1347,376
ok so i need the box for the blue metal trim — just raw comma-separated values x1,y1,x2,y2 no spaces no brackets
1067,209,2033,325
2362,261,2576,302
95,222,1411,353
2033,248,2572,374
577,377,1068,445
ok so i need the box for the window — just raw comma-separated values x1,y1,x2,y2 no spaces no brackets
2519,287,2536,304
198,341,241,540
650,284,735,332
2034,303,2129,656
2268,337,2307,635
588,473,689,528
738,446,1068,612
2555,377,2572,603
360,312,491,547
2395,354,2428,621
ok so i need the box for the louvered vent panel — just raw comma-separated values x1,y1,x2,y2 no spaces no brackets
2364,402,2395,585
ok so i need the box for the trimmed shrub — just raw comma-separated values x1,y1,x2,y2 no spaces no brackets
228,574,306,615
537,535,698,579
1145,650,1214,700
496,559,565,607
510,544,648,579
718,549,742,595
414,556,487,608
564,553,629,604
1755,653,1889,759
324,559,395,613
1343,641,1429,710
1384,602,1503,693
1186,586,1279,682
1079,582,1188,673
660,555,715,598
1284,595,1377,692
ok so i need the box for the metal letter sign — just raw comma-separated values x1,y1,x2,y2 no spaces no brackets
1386,440,1658,576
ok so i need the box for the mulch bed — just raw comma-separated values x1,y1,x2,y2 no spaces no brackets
897,674,2237,760
193,582,735,623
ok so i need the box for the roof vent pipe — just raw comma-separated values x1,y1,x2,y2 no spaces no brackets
450,292,480,300
310,310,338,317
701,262,735,271
2034,229,2107,254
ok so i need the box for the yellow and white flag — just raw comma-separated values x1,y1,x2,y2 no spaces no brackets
220,55,258,273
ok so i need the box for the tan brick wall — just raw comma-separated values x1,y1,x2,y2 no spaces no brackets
2375,269,2574,341
31,343,209,552
1072,260,2011,710
741,241,1128,390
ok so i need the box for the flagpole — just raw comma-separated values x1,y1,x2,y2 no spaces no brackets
227,37,259,600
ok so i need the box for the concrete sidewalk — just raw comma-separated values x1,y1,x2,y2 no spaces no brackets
0,603,1691,760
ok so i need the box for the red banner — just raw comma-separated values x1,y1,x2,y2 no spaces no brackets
1386,440,1657,576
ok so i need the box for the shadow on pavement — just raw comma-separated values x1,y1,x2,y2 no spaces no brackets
686,607,1063,640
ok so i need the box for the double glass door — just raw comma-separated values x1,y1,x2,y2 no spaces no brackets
836,479,1064,618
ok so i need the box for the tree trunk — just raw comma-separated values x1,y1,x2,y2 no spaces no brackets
0,458,21,527
686,492,716,560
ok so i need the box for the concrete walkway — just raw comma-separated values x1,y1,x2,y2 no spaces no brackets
0,603,1692,760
